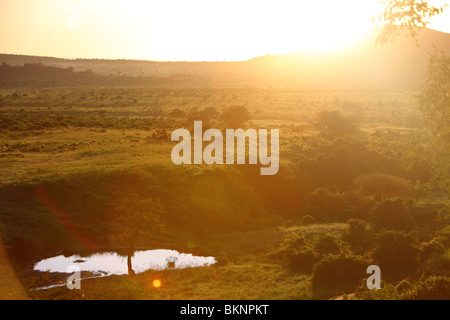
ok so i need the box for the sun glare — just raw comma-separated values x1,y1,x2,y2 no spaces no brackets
126,0,382,59
0,0,448,61
152,279,162,288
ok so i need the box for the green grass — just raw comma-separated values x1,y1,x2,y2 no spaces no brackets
0,86,448,300
27,261,312,300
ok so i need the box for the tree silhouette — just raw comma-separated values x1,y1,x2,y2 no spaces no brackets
375,0,446,44
313,110,359,138
111,194,165,275
376,0,449,191
221,105,251,128
418,49,450,142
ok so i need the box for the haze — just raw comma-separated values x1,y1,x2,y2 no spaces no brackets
1,0,448,62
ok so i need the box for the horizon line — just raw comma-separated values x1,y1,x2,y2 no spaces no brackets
1,27,448,64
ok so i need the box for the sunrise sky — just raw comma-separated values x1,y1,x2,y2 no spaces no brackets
1,0,449,61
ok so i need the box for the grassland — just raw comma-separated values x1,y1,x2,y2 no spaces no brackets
0,84,448,300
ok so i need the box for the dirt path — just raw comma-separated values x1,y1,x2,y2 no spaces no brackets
329,293,356,300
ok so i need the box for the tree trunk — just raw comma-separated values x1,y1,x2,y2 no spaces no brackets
127,236,136,275
127,253,135,275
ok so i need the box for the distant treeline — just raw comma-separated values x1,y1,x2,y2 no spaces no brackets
0,62,203,88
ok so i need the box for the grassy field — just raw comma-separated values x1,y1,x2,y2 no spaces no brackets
0,85,448,300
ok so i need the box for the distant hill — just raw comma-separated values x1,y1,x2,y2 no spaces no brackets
0,62,204,88
245,28,450,89
1,28,449,89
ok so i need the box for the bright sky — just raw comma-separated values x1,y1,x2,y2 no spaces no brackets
1,0,449,61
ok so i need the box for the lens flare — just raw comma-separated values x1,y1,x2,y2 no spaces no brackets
152,279,162,288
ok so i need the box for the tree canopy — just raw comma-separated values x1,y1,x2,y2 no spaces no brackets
375,0,446,44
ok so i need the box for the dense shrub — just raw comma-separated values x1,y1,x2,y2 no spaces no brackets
419,238,446,262
312,234,341,256
301,215,315,225
411,276,450,300
312,110,359,138
343,218,373,249
274,233,307,260
354,173,412,199
186,107,219,124
369,198,416,231
373,230,419,279
396,279,413,294
355,281,402,300
303,188,347,222
355,276,450,300
312,254,368,297
221,105,251,128
287,248,318,273
169,108,185,118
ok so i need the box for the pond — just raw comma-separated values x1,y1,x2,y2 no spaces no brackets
33,249,217,289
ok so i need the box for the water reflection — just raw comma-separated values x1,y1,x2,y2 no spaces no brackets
34,249,216,276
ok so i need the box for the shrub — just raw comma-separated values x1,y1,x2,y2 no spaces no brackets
411,276,450,300
312,234,341,256
283,233,307,251
273,233,307,261
373,230,419,279
288,248,318,273
354,173,412,199
312,254,368,297
185,107,219,126
355,280,402,300
201,107,220,119
358,276,450,300
396,279,413,294
221,105,251,128
369,198,416,231
169,108,186,119
343,218,373,249
303,188,347,222
312,110,359,138
301,215,315,225
419,238,446,262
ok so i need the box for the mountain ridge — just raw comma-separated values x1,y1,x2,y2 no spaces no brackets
1,28,449,89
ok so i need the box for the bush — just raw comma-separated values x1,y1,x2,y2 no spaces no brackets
411,276,450,300
273,233,307,261
312,234,341,256
396,279,413,294
288,248,318,273
201,107,220,119
373,230,419,279
369,198,416,231
303,188,347,222
221,105,251,128
284,233,307,249
343,218,373,249
169,108,185,118
354,173,412,199
355,281,402,300
419,238,446,262
301,215,316,225
312,110,359,138
312,254,368,297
